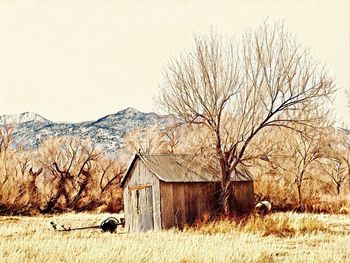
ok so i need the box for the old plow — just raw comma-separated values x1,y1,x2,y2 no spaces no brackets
50,217,125,233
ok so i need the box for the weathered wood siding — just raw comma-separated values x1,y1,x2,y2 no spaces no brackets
159,181,254,229
123,159,161,232
231,181,255,212
160,182,220,229
123,156,254,232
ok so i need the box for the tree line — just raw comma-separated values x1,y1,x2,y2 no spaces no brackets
0,125,126,215
126,124,350,213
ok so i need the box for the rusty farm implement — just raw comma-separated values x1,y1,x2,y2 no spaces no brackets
50,217,125,233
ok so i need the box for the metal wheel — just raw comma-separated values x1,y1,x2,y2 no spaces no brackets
100,217,119,233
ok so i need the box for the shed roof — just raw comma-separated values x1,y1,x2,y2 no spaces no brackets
120,154,253,187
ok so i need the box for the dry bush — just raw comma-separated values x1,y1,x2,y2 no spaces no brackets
35,137,126,213
251,127,350,213
188,212,327,237
0,130,126,215
0,126,38,213
241,214,327,237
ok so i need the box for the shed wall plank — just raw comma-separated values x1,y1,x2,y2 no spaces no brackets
197,183,212,217
184,183,198,224
151,177,161,231
123,188,129,231
139,187,154,231
160,182,221,229
172,183,186,228
160,182,174,229
231,182,255,212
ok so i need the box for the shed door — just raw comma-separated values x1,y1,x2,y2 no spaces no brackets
129,186,154,232
139,187,154,231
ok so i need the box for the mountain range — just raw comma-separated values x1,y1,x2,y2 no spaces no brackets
1,109,348,156
0,108,174,155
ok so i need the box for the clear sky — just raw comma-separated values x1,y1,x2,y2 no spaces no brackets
0,0,349,123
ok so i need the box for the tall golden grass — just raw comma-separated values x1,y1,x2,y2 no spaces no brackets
0,212,349,262
188,213,328,238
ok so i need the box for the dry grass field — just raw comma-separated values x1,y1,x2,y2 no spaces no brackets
0,212,350,263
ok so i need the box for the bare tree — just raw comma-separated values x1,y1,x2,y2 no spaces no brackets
124,124,216,157
336,134,350,192
159,23,334,213
0,125,13,153
283,127,330,206
0,125,15,189
0,128,127,214
124,127,168,155
36,136,127,213
322,157,347,195
17,154,31,178
99,159,126,193
26,167,43,209
38,137,100,212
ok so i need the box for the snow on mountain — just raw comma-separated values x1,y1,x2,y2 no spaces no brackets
0,112,50,125
0,108,175,154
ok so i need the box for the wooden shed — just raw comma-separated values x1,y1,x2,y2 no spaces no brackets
120,154,254,232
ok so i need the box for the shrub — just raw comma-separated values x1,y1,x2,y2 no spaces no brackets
187,213,327,237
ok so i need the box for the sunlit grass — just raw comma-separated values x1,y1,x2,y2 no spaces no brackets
0,212,349,262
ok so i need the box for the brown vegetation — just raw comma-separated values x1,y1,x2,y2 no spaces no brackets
188,212,329,238
0,126,126,215
2,117,348,216
124,124,350,215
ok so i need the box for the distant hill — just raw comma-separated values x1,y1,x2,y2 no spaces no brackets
0,108,175,154
3,109,347,155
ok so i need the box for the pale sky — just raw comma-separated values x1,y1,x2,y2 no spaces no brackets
0,0,349,123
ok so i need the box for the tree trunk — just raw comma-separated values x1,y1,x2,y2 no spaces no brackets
221,179,232,215
215,127,239,215
69,179,88,209
217,146,233,214
296,169,305,207
297,183,302,207
218,156,238,215
336,184,340,195
41,176,66,213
